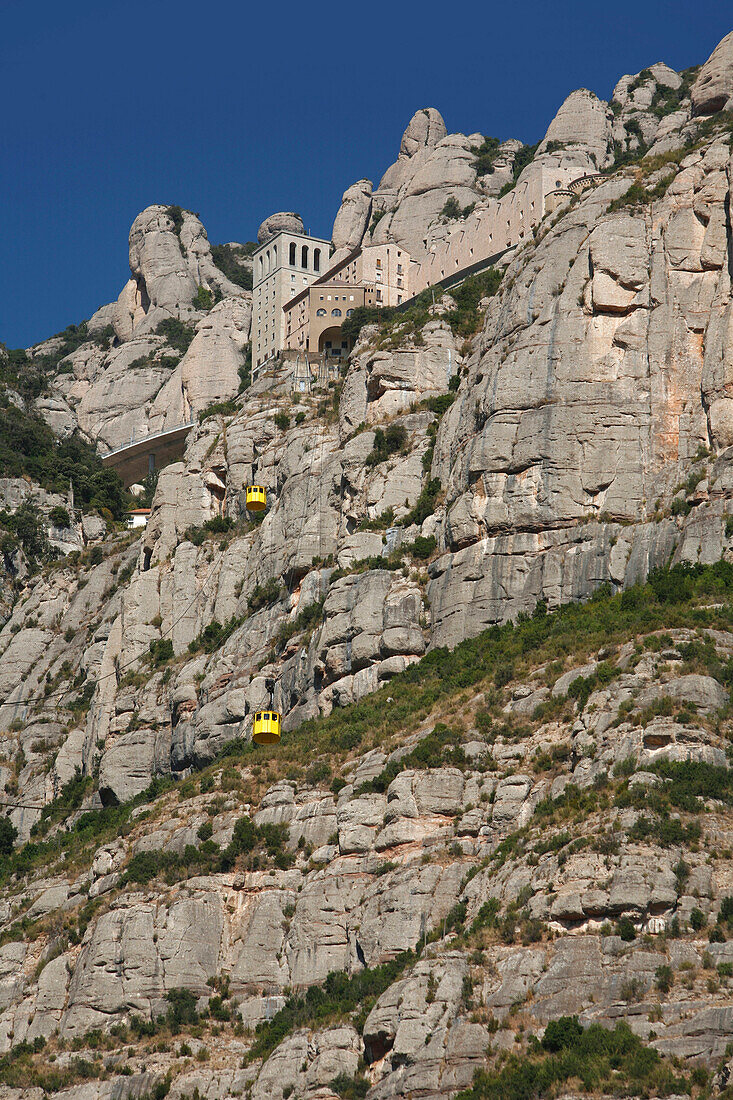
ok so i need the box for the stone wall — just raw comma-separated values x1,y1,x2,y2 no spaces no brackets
412,160,583,294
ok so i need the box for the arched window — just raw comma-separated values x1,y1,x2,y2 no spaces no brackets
266,249,271,273
346,309,354,316
331,308,342,317
316,308,326,317
273,243,277,266
301,245,309,268
313,248,321,272
289,242,296,265
258,255,264,278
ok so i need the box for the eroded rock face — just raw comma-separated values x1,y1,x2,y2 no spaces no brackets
0,621,732,1093
539,88,613,168
331,179,373,257
611,64,690,160
44,205,253,448
8,46,733,1098
257,211,305,244
127,205,246,333
371,123,482,259
425,138,733,645
692,30,733,115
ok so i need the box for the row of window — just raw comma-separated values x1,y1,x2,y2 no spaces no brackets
257,243,323,280
315,308,354,317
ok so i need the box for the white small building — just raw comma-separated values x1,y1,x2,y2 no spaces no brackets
126,508,151,529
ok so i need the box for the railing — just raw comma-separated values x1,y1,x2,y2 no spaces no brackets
100,421,195,460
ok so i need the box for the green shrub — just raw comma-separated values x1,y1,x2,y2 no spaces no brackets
330,1073,369,1099
471,136,501,176
402,477,441,527
188,616,242,655
341,305,395,346
608,172,676,214
165,988,198,1031
494,664,514,689
471,898,500,933
690,907,707,931
306,761,331,786
155,318,195,356
541,1015,583,1051
166,205,185,235
49,506,70,528
211,243,255,290
0,406,127,522
194,286,215,311
443,269,502,336
628,814,701,848
366,424,407,466
204,515,234,534
274,412,290,431
248,578,283,612
670,496,692,517
655,964,674,993
441,197,462,219
247,951,415,1062
440,197,475,220
198,399,237,423
358,723,466,795
407,534,436,560
148,639,174,666
616,917,636,941
456,1017,688,1099
0,502,49,564
0,818,17,857
565,661,618,709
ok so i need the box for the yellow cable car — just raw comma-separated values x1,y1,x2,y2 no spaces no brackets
246,485,267,512
252,710,281,745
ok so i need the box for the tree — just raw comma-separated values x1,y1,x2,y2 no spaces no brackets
0,816,18,857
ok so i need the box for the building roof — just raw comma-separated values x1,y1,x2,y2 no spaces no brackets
283,246,363,311
252,228,331,260
127,508,151,515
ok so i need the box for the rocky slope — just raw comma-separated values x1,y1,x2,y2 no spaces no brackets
2,28,733,1100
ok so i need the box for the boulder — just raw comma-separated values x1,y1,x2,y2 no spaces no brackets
539,88,613,167
257,212,305,244
692,31,733,115
331,179,373,255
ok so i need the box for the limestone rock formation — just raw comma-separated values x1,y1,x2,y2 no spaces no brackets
370,111,481,258
331,178,373,258
538,87,613,168
610,64,689,159
40,205,254,449
5,33,733,1099
257,211,305,244
125,205,246,335
692,30,733,115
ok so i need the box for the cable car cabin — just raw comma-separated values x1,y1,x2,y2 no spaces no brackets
246,485,267,512
253,710,281,745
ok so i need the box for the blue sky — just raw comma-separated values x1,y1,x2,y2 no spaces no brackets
1,1,730,348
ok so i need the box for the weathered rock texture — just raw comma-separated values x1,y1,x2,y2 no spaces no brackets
692,31,733,116
2,29,733,1100
37,205,253,450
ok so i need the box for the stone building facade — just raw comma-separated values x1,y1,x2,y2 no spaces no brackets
283,242,417,359
252,230,332,372
411,160,582,293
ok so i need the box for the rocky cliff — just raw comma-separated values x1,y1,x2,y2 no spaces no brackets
2,29,733,1100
